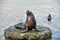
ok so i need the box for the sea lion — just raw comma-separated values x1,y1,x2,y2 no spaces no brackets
15,22,26,30
25,10,37,31
48,14,51,21
15,10,39,32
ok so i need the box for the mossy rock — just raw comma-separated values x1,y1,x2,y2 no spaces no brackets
4,25,52,40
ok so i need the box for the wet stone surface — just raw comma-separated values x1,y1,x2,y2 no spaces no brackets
4,25,52,40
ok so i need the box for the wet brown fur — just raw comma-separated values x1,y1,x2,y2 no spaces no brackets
15,10,39,32
25,10,36,31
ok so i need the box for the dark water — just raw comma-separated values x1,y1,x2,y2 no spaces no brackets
0,0,60,40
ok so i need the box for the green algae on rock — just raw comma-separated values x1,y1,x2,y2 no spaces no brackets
4,26,52,40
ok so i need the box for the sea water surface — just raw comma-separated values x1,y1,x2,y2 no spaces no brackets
0,0,60,40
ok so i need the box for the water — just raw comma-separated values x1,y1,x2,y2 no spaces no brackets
0,0,60,40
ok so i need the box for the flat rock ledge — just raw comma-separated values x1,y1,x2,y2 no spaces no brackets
4,25,52,40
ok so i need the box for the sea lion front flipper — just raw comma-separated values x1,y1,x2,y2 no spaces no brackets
34,27,40,32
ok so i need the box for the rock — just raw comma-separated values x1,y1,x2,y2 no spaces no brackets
4,25,52,40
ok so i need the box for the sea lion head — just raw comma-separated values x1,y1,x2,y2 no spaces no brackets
26,10,33,16
49,14,51,16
